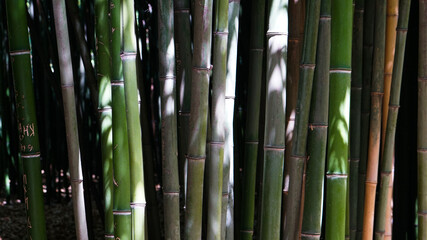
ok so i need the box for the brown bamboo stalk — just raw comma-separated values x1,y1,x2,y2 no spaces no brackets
283,0,306,227
382,0,399,237
362,0,387,237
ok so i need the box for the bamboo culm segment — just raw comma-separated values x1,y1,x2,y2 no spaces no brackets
259,0,288,239
349,0,364,238
94,0,114,237
122,0,147,238
375,0,411,239
5,0,47,239
284,0,321,238
363,0,386,238
207,0,228,238
239,0,265,238
325,0,352,239
418,1,427,239
110,0,132,238
174,0,192,198
301,0,331,238
221,2,240,239
184,0,213,238
157,0,181,238
356,0,375,238
381,7,399,226
52,0,89,238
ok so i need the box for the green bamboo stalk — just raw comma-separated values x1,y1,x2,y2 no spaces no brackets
349,0,364,239
121,0,147,238
239,0,265,238
374,0,411,238
157,0,181,238
184,0,213,238
284,0,321,238
324,0,352,239
300,0,331,238
418,1,427,239
356,0,375,238
259,0,287,239
206,0,228,238
112,86,132,240
174,0,192,197
362,0,386,237
52,0,88,238
222,2,240,239
94,0,114,237
110,0,132,238
5,0,47,238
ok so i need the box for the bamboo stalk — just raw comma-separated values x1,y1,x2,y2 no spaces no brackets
362,0,386,237
5,0,47,238
207,0,228,238
283,0,305,232
157,0,181,238
121,0,147,238
184,0,213,238
349,0,364,239
418,1,427,238
284,0,321,238
300,0,331,238
174,0,192,200
381,0,399,237
259,0,288,239
374,0,411,239
221,2,240,239
324,0,352,239
356,0,376,238
52,0,89,238
65,0,99,116
110,0,132,238
239,0,265,238
94,0,114,237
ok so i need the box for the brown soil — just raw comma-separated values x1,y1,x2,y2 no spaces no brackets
0,199,104,240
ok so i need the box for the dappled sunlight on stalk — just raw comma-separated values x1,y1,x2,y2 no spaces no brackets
259,0,288,239
327,80,350,174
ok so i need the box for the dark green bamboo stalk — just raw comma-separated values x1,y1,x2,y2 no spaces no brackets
418,1,427,239
5,0,47,239
349,0,364,239
110,0,132,238
259,0,287,239
121,0,146,238
174,0,192,196
184,0,213,238
136,56,162,240
157,0,181,238
324,0,352,239
52,0,88,238
300,0,331,238
374,0,411,238
284,0,321,238
239,0,265,238
95,0,113,237
363,0,386,237
65,0,99,116
206,0,228,238
222,2,240,239
356,0,375,239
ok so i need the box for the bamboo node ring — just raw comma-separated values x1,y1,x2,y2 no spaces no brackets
10,50,31,56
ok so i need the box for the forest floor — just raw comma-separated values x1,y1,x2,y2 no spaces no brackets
0,197,104,239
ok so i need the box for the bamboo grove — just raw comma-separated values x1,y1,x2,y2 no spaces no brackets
1,0,427,239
